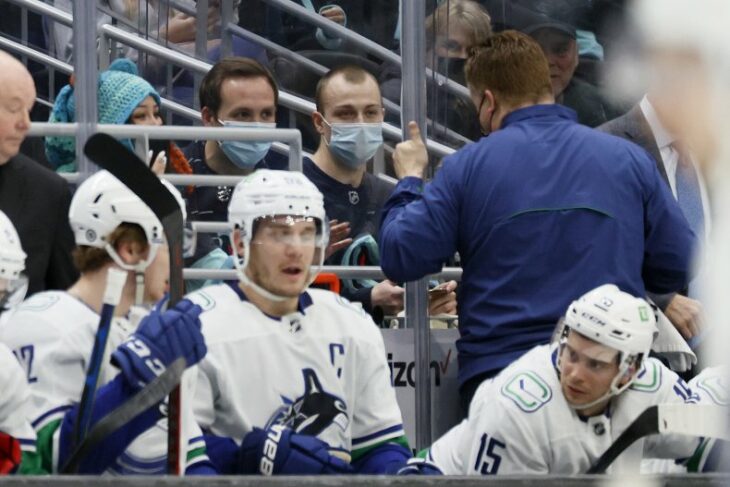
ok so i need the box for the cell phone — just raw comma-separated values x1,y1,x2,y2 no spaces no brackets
148,139,169,168
428,287,449,299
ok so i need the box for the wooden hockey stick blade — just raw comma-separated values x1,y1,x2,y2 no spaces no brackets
587,404,730,474
62,358,186,473
84,133,185,474
83,133,179,223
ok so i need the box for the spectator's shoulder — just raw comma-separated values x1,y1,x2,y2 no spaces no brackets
182,141,206,169
9,154,68,191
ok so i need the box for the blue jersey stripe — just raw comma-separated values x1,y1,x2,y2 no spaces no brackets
352,424,404,446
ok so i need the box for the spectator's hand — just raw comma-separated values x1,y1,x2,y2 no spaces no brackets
372,280,405,315
428,280,457,315
163,5,220,44
665,294,703,340
394,121,428,180
320,5,346,25
163,12,197,44
205,2,222,34
148,150,167,176
325,219,352,259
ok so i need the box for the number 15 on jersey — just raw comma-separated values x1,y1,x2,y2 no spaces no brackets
474,433,506,475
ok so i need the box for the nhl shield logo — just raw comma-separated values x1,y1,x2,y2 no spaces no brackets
348,191,360,205
217,186,232,203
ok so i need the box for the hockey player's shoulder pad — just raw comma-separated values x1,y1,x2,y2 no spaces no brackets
13,291,64,313
185,285,223,312
499,369,553,413
694,377,729,406
629,357,663,393
308,289,371,319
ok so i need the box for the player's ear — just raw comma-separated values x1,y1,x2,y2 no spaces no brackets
312,111,327,136
201,106,217,127
232,229,246,257
114,238,147,266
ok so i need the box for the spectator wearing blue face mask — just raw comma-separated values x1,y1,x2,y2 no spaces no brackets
304,65,459,321
182,57,287,287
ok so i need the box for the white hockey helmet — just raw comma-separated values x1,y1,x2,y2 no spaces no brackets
228,169,329,302
0,210,28,311
556,284,657,410
69,170,186,273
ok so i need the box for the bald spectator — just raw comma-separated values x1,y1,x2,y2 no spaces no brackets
0,51,77,296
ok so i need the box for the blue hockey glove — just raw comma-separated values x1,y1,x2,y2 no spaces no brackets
396,457,443,475
111,299,206,390
238,424,353,475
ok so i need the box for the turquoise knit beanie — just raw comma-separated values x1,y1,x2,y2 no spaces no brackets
45,58,161,171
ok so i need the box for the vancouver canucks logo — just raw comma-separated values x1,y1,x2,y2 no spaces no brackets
266,368,349,435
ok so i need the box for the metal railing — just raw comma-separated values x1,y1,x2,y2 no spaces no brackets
183,266,463,282
27,122,303,172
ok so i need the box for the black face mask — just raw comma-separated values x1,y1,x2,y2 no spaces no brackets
436,56,467,85
477,94,496,137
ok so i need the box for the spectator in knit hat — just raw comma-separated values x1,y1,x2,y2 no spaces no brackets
45,58,192,178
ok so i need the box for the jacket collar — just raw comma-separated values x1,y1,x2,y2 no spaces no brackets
501,103,577,129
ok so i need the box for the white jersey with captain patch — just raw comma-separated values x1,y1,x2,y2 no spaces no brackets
187,283,405,458
0,291,206,473
428,344,704,475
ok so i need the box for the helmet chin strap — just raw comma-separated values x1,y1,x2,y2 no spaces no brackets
104,243,159,306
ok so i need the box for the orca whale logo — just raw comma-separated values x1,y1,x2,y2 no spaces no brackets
267,368,349,435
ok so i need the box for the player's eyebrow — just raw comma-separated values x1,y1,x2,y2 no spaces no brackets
566,343,614,365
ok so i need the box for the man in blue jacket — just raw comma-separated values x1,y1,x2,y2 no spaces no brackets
379,31,696,413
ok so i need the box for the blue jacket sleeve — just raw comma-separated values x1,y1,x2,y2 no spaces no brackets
639,150,697,294
379,163,461,282
58,376,162,473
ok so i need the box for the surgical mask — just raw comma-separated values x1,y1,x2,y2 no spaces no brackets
324,120,383,168
218,120,275,169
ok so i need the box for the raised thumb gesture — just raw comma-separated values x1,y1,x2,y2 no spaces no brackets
393,121,429,179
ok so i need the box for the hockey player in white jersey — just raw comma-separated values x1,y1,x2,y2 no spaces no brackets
0,171,210,474
0,210,28,322
425,284,715,475
186,169,411,475
0,210,36,474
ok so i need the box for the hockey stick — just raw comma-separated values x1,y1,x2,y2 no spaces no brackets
81,133,186,475
587,404,730,474
71,267,127,447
